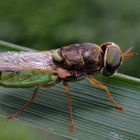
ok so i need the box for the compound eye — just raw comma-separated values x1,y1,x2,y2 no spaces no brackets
103,46,122,76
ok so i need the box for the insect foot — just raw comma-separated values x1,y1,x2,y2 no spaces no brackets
115,104,125,112
71,121,77,132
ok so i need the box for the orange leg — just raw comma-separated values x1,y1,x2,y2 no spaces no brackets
87,75,125,112
6,86,39,121
63,81,76,132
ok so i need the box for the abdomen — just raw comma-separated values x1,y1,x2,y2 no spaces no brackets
0,70,59,88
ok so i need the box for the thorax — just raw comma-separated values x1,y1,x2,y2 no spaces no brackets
52,43,104,81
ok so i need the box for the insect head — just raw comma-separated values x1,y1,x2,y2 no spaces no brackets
100,42,136,76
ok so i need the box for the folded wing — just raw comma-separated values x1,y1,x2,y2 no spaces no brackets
0,51,70,78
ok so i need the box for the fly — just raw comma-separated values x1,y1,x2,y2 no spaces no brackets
0,42,136,131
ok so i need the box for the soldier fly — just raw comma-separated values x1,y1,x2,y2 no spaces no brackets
0,42,136,131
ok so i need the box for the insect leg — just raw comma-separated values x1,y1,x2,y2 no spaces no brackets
63,81,76,132
87,75,125,112
6,86,39,121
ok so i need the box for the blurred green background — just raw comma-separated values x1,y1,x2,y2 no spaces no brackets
0,0,140,139
0,0,139,77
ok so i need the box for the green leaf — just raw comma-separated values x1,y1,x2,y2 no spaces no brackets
0,40,34,52
0,40,140,140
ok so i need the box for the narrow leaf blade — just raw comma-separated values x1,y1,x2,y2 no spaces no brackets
0,41,140,140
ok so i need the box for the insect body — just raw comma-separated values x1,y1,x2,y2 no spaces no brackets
0,42,135,131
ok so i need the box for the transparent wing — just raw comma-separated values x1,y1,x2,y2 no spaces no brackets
0,51,70,78
0,51,53,70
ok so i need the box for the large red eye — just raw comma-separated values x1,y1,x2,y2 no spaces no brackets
103,44,122,76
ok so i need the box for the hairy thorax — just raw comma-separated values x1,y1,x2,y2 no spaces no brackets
53,43,104,81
